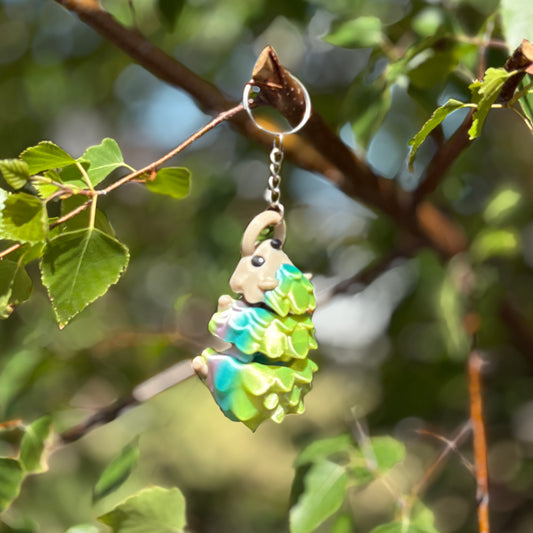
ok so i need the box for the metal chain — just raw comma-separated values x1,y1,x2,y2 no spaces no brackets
268,134,284,217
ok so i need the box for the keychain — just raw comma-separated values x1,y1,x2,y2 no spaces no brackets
192,74,317,431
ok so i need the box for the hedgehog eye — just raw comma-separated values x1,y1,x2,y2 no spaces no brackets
251,255,265,267
270,239,282,250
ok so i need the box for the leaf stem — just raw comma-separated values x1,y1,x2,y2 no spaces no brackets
89,193,97,230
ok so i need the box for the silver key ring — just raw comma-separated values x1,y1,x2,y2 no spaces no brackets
242,73,312,137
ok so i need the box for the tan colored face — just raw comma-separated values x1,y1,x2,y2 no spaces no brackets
229,238,293,303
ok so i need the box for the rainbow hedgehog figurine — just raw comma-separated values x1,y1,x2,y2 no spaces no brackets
192,210,318,431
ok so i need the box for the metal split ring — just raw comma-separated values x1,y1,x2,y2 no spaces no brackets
242,73,312,137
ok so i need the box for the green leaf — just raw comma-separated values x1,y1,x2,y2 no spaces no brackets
93,438,140,501
468,68,514,139
60,162,91,190
157,0,185,31
60,195,115,236
81,138,125,187
501,0,533,49
0,192,48,244
439,272,469,360
290,461,348,533
0,350,43,415
65,525,101,533
20,141,76,174
410,503,440,533
0,259,32,318
332,514,354,533
325,16,383,48
407,50,458,89
33,169,63,199
518,79,533,126
0,458,24,512
346,78,391,149
19,416,53,473
408,99,466,170
369,436,406,472
0,159,30,190
370,522,429,533
98,486,187,533
295,434,353,467
470,227,520,263
484,188,521,225
145,167,191,199
41,228,130,328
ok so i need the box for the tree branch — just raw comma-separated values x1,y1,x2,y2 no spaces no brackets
469,350,490,533
54,0,468,259
59,359,195,444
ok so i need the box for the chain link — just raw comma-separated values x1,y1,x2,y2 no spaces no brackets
267,134,284,217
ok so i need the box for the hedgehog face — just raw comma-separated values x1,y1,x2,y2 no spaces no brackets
229,239,293,304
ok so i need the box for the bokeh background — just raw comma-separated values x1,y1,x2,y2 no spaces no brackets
1,0,533,531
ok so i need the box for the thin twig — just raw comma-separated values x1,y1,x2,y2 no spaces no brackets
412,421,472,497
0,243,22,260
59,359,195,444
102,103,244,194
0,105,245,261
468,350,490,533
54,0,469,259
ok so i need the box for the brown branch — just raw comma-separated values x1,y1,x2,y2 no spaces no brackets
54,0,468,260
469,350,490,533
103,103,244,194
59,359,195,444
498,39,533,104
0,242,22,260
0,105,247,261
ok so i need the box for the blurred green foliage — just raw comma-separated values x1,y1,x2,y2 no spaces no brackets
1,0,533,532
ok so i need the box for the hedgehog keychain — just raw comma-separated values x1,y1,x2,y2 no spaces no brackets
192,74,317,431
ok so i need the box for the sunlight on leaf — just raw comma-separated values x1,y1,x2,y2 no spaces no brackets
408,99,466,170
468,68,514,139
325,16,383,48
20,141,76,175
0,159,30,190
501,0,533,49
98,486,186,533
19,415,53,473
295,434,353,467
0,192,48,244
145,167,191,199
65,525,101,533
369,436,406,473
0,458,24,512
370,522,429,533
483,188,521,225
81,138,126,187
41,228,129,328
471,228,520,263
290,461,348,533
